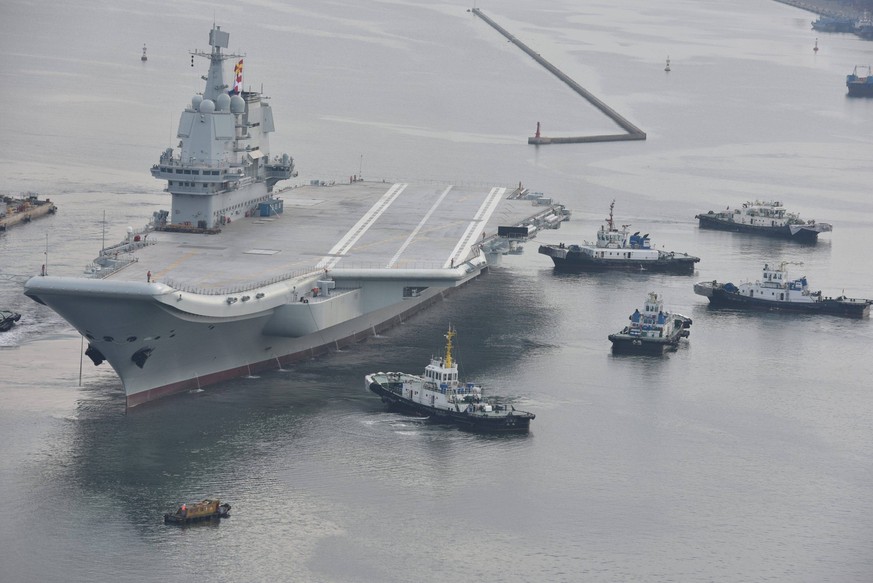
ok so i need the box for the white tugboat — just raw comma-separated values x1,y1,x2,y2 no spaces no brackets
695,200,832,242
539,200,700,274
365,326,535,433
608,292,692,354
694,263,872,318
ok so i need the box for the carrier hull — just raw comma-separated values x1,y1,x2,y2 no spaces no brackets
23,24,569,407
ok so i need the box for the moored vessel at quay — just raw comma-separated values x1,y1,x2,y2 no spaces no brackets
695,200,832,242
365,326,535,433
0,193,57,232
693,263,872,318
538,200,699,274
608,292,692,354
811,15,856,33
22,25,568,408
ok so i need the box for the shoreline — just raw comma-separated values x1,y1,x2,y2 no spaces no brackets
773,0,867,20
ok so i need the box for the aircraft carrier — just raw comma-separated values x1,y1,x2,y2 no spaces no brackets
23,24,567,407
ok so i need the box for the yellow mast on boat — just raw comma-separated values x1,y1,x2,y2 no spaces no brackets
444,325,455,368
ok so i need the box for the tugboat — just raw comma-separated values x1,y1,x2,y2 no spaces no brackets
164,499,231,525
846,65,873,97
693,263,872,318
695,200,831,242
0,311,21,332
608,292,692,354
538,201,699,274
365,326,535,433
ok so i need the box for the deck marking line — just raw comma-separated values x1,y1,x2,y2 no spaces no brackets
317,183,408,269
386,185,454,268
444,187,505,268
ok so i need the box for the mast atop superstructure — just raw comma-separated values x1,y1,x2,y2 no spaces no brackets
190,24,244,101
444,325,455,369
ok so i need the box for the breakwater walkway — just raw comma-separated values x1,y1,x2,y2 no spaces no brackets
471,8,646,145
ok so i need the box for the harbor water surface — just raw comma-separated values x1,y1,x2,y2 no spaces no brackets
1,1,872,581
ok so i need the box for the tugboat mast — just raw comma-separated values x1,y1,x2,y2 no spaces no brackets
444,326,455,369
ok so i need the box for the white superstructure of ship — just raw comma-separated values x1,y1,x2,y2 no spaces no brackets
538,200,699,274
695,200,832,242
24,25,567,407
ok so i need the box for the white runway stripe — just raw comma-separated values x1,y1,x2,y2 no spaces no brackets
444,186,506,268
317,183,408,269
386,185,454,268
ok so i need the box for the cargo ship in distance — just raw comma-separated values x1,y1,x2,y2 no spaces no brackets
23,24,568,408
693,263,872,318
538,200,699,274
695,200,832,242
846,65,873,97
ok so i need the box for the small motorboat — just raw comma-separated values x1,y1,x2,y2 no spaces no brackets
164,499,231,525
1,311,22,332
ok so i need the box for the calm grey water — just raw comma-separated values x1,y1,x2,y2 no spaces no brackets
1,1,872,581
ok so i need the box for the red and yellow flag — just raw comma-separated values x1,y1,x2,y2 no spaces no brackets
232,59,243,94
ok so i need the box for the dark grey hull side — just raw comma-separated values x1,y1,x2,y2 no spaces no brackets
697,286,870,319
539,245,698,274
368,381,534,433
607,332,685,354
696,214,822,243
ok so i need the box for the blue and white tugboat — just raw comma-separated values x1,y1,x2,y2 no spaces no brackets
693,263,872,318
608,292,692,354
695,200,832,242
538,201,699,274
365,326,535,433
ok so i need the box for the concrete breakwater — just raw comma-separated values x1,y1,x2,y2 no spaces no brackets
471,8,646,145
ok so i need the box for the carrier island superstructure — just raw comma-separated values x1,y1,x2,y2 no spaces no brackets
24,25,568,407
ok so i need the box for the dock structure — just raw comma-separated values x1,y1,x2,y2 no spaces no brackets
0,194,57,231
471,8,646,145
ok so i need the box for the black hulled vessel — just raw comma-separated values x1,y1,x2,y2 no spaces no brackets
365,326,534,433
693,263,871,318
539,201,699,274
